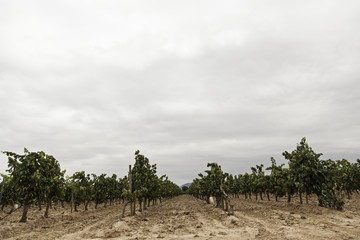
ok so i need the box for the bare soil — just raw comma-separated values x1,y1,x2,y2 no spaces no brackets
1,194,359,239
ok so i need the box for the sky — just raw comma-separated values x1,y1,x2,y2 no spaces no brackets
1,0,360,185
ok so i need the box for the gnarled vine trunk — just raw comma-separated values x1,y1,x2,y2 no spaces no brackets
143,197,147,210
138,198,143,212
20,204,30,222
220,184,233,215
44,199,52,218
0,179,4,205
85,200,90,211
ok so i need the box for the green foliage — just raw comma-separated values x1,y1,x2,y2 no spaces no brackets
189,138,359,210
283,138,345,208
0,174,17,206
266,158,286,199
92,173,108,205
283,137,323,197
3,148,65,220
71,171,92,207
3,149,64,205
188,162,227,199
1,148,180,220
129,150,181,202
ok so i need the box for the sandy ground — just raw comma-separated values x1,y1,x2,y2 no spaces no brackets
1,194,359,239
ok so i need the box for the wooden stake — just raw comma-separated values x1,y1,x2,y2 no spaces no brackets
128,165,133,215
220,184,233,215
0,178,4,205
70,189,74,213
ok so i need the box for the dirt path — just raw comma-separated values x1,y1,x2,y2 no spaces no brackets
1,194,360,239
96,195,255,240
230,194,360,240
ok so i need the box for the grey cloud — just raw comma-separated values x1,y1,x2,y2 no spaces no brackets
1,1,360,185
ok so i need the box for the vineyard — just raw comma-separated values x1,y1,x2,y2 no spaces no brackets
188,138,360,211
0,149,182,224
1,138,360,239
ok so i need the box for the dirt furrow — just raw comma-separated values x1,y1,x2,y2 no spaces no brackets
1,194,360,239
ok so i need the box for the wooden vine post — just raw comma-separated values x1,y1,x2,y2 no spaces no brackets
122,165,132,218
70,189,74,213
220,183,234,215
0,178,4,205
129,165,135,215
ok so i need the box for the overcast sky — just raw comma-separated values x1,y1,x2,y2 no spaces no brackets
1,0,360,185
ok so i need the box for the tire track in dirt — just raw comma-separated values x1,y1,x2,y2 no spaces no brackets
230,195,360,240
101,195,262,239
2,194,360,239
1,202,129,240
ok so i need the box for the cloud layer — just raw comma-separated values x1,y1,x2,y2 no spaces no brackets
1,0,360,184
